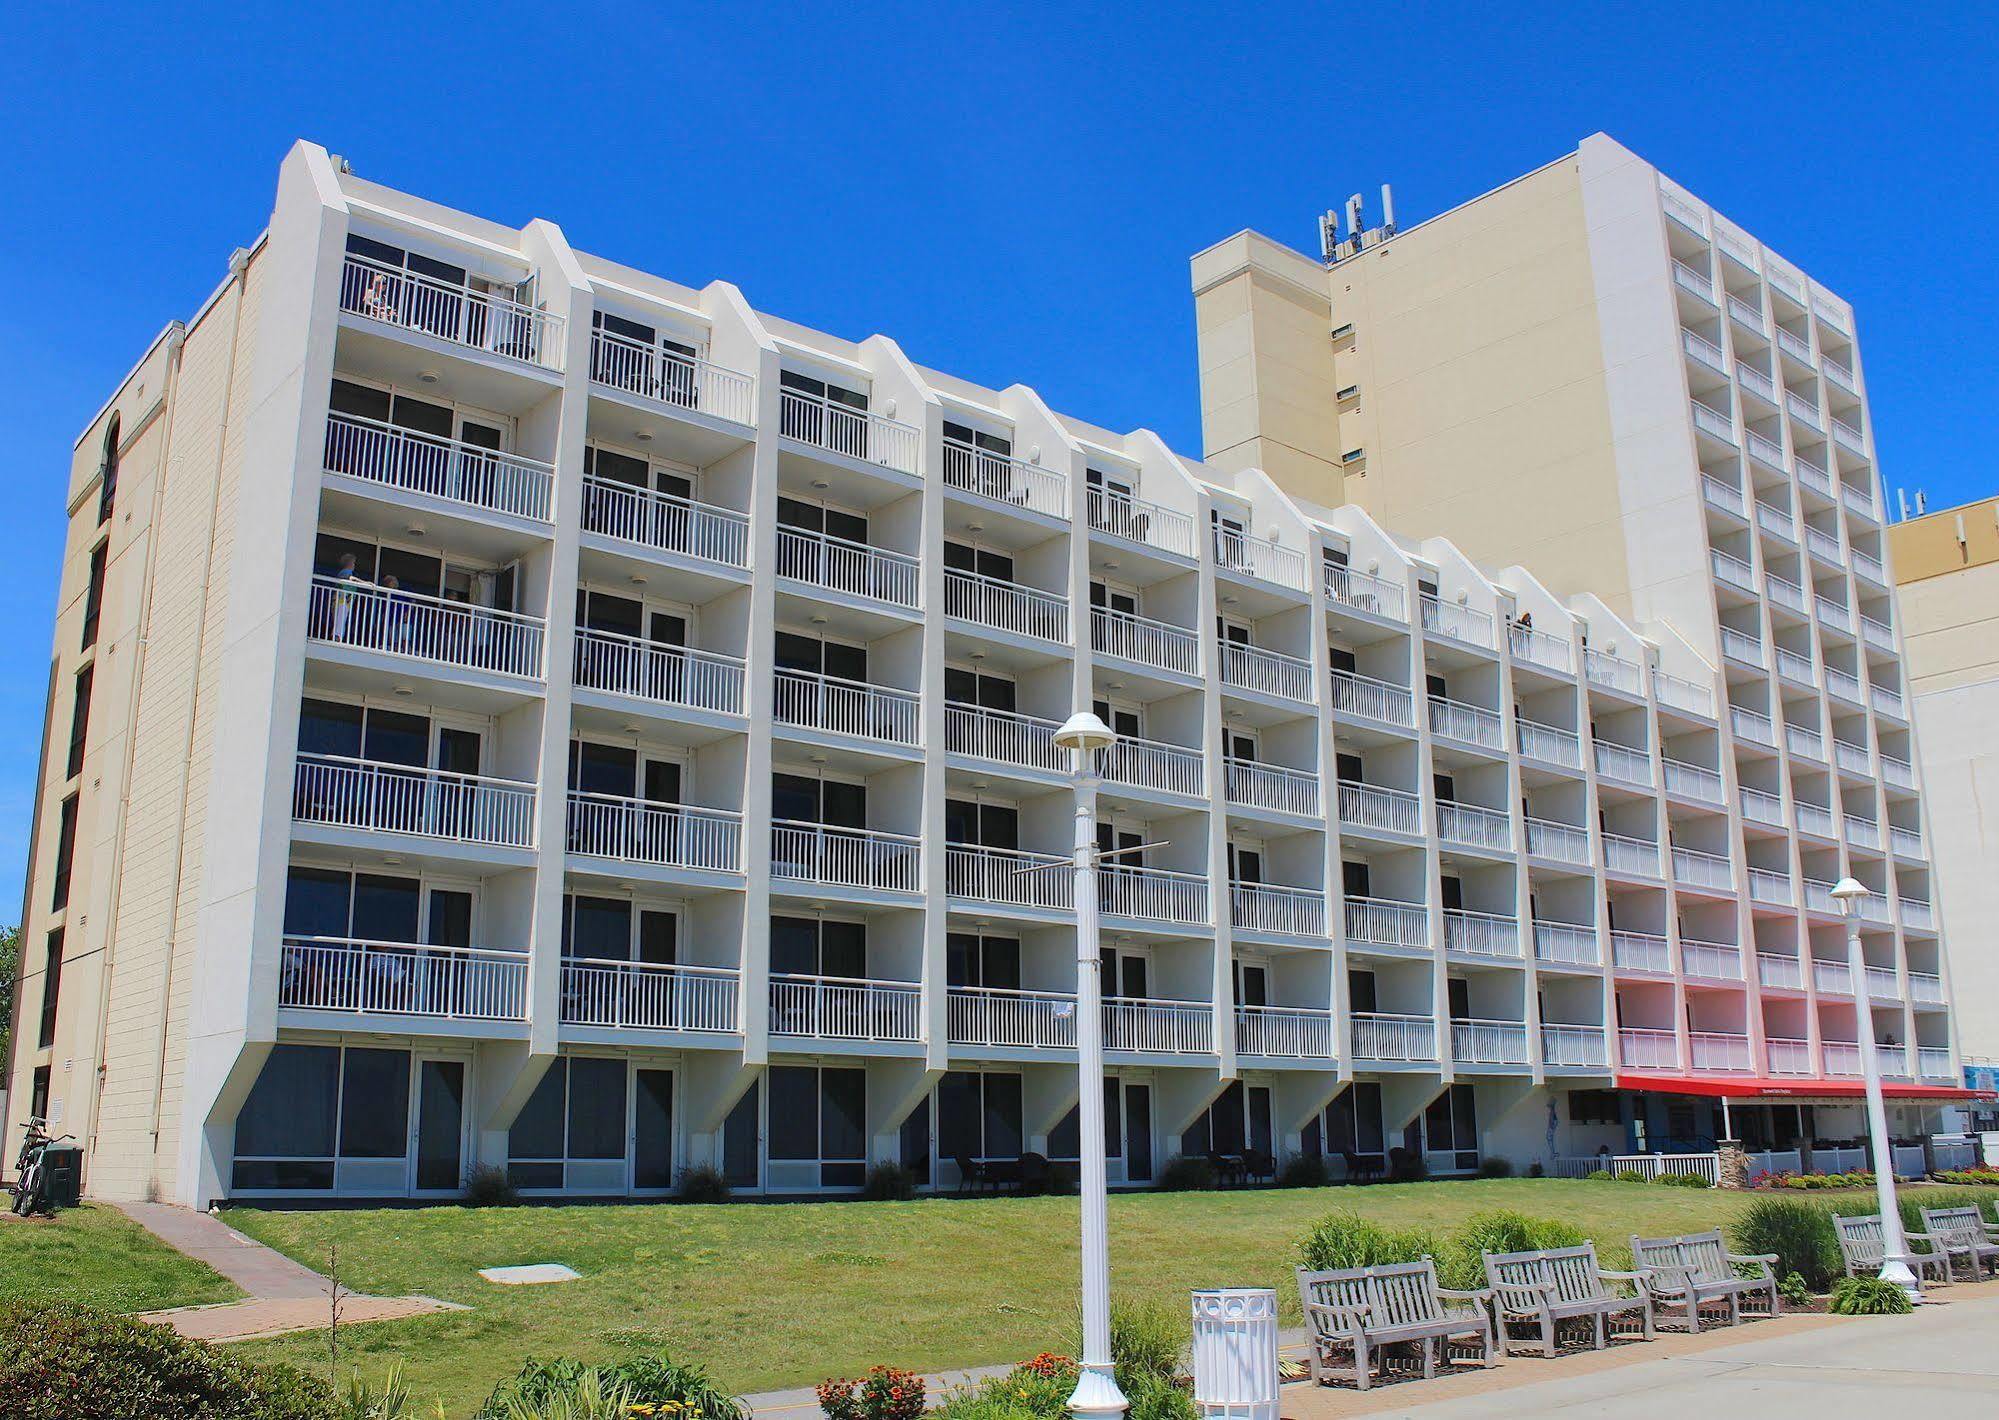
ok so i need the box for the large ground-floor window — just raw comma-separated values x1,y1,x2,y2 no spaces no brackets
1180,1081,1273,1162
234,1043,467,1195
508,1055,677,1194
765,1064,866,1190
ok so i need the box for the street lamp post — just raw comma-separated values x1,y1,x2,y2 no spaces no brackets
1052,709,1129,1420
1831,876,1921,1300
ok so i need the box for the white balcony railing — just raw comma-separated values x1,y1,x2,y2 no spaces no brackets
340,253,562,369
1584,647,1644,695
581,473,751,569
1853,548,1887,585
1900,896,1935,930
1890,825,1925,860
1774,647,1816,687
280,937,527,1020
1802,877,1840,915
323,411,554,522
588,329,755,425
1765,572,1808,614
1330,669,1416,727
1864,964,1901,1000
1691,400,1736,443
1755,500,1796,543
1690,1031,1752,1072
776,526,921,609
1767,1038,1813,1075
1524,817,1591,865
1786,722,1826,761
1236,1005,1335,1059
945,845,1071,910
1720,626,1765,668
566,793,743,872
1611,930,1672,974
1091,606,1200,676
1860,614,1895,652
1602,832,1661,877
1738,786,1784,825
1748,867,1794,906
1101,734,1205,797
1757,953,1803,990
1880,752,1914,788
1786,390,1823,430
1822,1041,1862,1076
1436,801,1512,851
1219,639,1314,702
945,568,1069,643
1453,1019,1530,1066
1702,474,1748,517
1619,1027,1680,1070
308,574,547,680
774,669,920,745
771,821,921,892
778,387,920,473
574,629,746,716
1873,684,1906,719
1225,757,1320,816
1796,459,1835,500
1231,881,1327,937
1710,548,1756,593
1844,814,1881,851
1508,621,1574,672
1428,695,1503,748
1541,1023,1610,1068
1909,971,1944,1006
1338,780,1423,836
1672,846,1735,891
1680,939,1743,980
1324,562,1408,621
1516,717,1582,767
561,958,739,1033
1833,738,1872,775
1663,756,1723,803
1832,418,1867,457
1731,704,1777,746
293,754,536,847
1345,896,1429,948
770,973,922,1042
1212,526,1307,590
1352,1012,1438,1062
1824,666,1864,704
948,985,1076,1048
1728,292,1766,331
1811,958,1853,995
1672,259,1716,303
1795,801,1835,838
1533,921,1600,967
1683,328,1727,374
1817,596,1854,634
1442,908,1520,959
1088,490,1196,557
1746,429,1787,472
1098,863,1209,925
1419,594,1497,649
1774,324,1813,364
945,703,1063,773
1655,670,1715,718
942,439,1068,519
1917,1047,1954,1080
1737,362,1776,403
1104,997,1214,1054
1593,740,1654,786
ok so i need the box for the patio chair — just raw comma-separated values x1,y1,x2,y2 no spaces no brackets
1340,1150,1383,1184
1833,1212,1951,1287
1296,1257,1494,1390
1629,1229,1779,1332
1482,1241,1653,1356
1919,1206,1999,1281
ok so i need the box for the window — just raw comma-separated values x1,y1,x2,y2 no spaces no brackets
944,797,1018,850
1325,1081,1385,1158
51,795,78,912
946,933,1020,989
1183,1081,1273,1159
767,1064,868,1188
81,543,106,651
770,916,866,978
233,1043,343,1190
1347,968,1377,1015
97,416,120,526
29,1067,51,1125
936,1070,1024,1166
1424,1085,1479,1168
944,665,1016,713
507,1056,629,1190
66,667,92,780
37,930,63,1049
1567,1089,1622,1126
771,771,866,829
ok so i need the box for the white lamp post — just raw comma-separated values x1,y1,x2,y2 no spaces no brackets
1831,876,1921,1300
1052,709,1129,1420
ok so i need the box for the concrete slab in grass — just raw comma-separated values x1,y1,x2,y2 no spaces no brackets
478,1262,582,1285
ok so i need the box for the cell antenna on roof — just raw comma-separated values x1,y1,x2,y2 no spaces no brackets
1380,184,1397,237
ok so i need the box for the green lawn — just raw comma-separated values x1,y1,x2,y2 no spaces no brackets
220,1178,1851,1413
0,1204,241,1313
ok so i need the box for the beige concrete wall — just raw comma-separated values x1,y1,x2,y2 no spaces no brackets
1890,494,1999,587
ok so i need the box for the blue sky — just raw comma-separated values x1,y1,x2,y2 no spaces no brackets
2,2,1994,900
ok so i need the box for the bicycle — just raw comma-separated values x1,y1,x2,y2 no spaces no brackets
10,1117,74,1216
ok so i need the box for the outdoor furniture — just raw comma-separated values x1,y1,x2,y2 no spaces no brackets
1482,1242,1654,1356
1833,1212,1951,1287
1340,1150,1383,1184
1919,1207,1999,1281
1296,1258,1495,1390
1241,1148,1276,1184
1629,1229,1779,1332
953,1155,995,1194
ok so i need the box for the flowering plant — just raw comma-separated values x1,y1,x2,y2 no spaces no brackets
817,1366,926,1420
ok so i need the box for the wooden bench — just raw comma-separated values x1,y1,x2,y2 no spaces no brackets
1296,1258,1495,1390
1629,1229,1779,1332
1920,1206,1999,1281
1482,1242,1654,1356
1833,1212,1952,1287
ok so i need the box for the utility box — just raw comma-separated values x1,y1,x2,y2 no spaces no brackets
37,1145,82,1209
1189,1288,1279,1420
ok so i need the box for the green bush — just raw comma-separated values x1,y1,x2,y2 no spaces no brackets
675,1164,731,1203
1475,1157,1513,1179
1615,1169,1649,1184
1153,1155,1215,1192
1277,1153,1329,1188
1435,1211,1585,1291
1100,1297,1184,1392
934,1358,1073,1420
0,1300,336,1419
1124,1377,1197,1420
1777,1271,1813,1307
1297,1209,1438,1272
476,1353,744,1420
463,1163,518,1207
1654,1170,1710,1188
861,1162,915,1201
1829,1276,1912,1315
1730,1197,1840,1292
1585,1168,1615,1182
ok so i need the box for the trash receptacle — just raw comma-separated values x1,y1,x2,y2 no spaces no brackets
1190,1288,1279,1420
38,1145,82,1209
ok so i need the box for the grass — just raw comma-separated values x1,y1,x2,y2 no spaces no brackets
0,1204,241,1312
213,1177,1917,1413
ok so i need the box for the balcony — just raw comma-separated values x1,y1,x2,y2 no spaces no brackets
1219,640,1314,703
1844,814,1881,852
1231,881,1327,937
770,973,922,1042
1091,606,1199,677
1918,1047,1954,1080
1746,430,1787,473
1612,930,1671,973
1757,953,1803,990
1710,549,1756,594
1516,718,1582,768
1774,326,1813,365
942,438,1067,519
1738,787,1784,826
1601,832,1661,877
1523,817,1591,865
1804,525,1842,566
279,937,527,1021
1680,939,1743,981
1671,259,1716,303
1351,1012,1438,1062
1691,400,1736,444
324,411,554,523
1853,549,1887,585
1330,670,1416,728
1662,757,1723,803
1823,358,1857,392
1089,491,1195,557
1880,752,1915,789
1766,1038,1812,1075
1453,1019,1529,1066
1786,390,1823,432
946,845,1070,911
1764,572,1808,615
1824,667,1864,706
1737,363,1776,404
567,793,743,873
1796,458,1835,500
771,822,921,893
1872,685,1906,720
1831,418,1866,457
1100,863,1210,926
1701,474,1748,518
1682,328,1727,375
1727,292,1766,333
1731,704,1777,747
945,703,1063,774
1101,734,1205,797
1774,647,1816,688
777,387,919,473
1419,594,1496,649
1339,780,1422,837
1344,896,1428,949
774,669,920,747
1817,596,1855,636
1672,846,1735,892
1212,526,1307,591
1833,738,1871,776
1688,1032,1750,1071
1795,801,1835,838
1104,997,1214,1054
1508,622,1573,673
1324,563,1407,621
561,959,739,1034
1864,964,1900,1000
1225,757,1320,817
293,754,536,848
1236,1005,1335,1059
1584,648,1644,696
1436,801,1511,852
589,329,755,426
581,474,751,570
1428,695,1503,750
1654,670,1714,718
946,569,1069,644
1860,614,1895,652
339,253,563,369
1593,740,1654,787
307,575,545,680
1619,1027,1680,1070
1542,1023,1609,1068
574,631,745,717
1747,867,1793,907
1900,896,1935,931
1822,1041,1861,1076
1442,908,1520,960
1890,825,1924,860
948,985,1076,1049
1533,920,1600,967
1786,723,1825,761
1813,959,1853,995
1754,501,1796,544
1802,878,1840,915
776,526,920,609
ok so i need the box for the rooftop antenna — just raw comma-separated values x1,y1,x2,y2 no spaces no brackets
1319,210,1341,262
1898,488,1910,520
1345,193,1364,247
1380,184,1397,237
1916,490,1928,515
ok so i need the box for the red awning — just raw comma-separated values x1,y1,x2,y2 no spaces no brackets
1615,1073,1991,1102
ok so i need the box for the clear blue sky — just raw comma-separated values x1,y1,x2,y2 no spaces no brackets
2,3,1994,900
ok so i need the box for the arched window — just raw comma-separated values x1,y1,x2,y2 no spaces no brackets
96,415,120,526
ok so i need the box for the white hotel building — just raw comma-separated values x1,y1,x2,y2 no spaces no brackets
7,138,1973,1207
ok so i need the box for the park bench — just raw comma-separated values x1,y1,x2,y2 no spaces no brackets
1833,1212,1951,1287
1919,1206,1999,1281
1482,1242,1654,1356
1296,1257,1494,1390
1629,1229,1779,1332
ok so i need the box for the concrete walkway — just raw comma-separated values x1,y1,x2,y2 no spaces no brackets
115,1201,461,1342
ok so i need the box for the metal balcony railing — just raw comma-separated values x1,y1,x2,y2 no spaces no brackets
1218,640,1314,702
777,387,920,472
1338,780,1422,836
1515,717,1582,767
1523,817,1591,865
773,668,920,746
1324,562,1407,620
1594,740,1654,786
581,473,750,569
1453,1018,1530,1065
1601,832,1661,877
1352,1012,1438,1062
1099,734,1205,797
1088,490,1195,556
1662,757,1723,803
340,254,563,369
1619,1027,1680,1069
1230,881,1326,937
947,985,1077,1048
941,438,1068,519
1224,757,1319,816
1611,930,1672,974
1236,1005,1334,1059
1533,921,1600,966
776,525,921,609
1104,997,1215,1054
1436,801,1511,851
770,973,922,1042
561,959,739,1033
1541,1023,1609,1068
771,821,921,892
944,845,1070,911
1098,863,1209,925
1680,939,1743,980
1672,846,1735,891
588,329,755,425
307,575,544,679
1442,908,1520,959
293,754,537,848
1419,594,1496,649
1690,1032,1752,1072
1091,606,1200,676
574,630,745,715
1427,694,1503,749
323,411,554,522
1344,896,1428,949
945,568,1069,643
1212,527,1307,590
566,793,743,872
1757,953,1803,990
1330,669,1416,727
944,703,1063,773
279,937,527,1020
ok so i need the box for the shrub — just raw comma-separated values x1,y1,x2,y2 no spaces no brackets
1586,1168,1615,1182
1298,1209,1437,1272
1777,1271,1813,1307
818,1367,926,1420
1153,1154,1215,1192
1829,1276,1913,1316
862,1162,916,1201
1476,1157,1513,1179
498,1369,632,1420
1435,1211,1585,1291
1387,1150,1429,1183
476,1353,745,1420
1277,1153,1329,1189
1527,1161,1545,1178
1655,1170,1710,1188
1615,1169,1649,1184
1730,1198,1840,1292
934,1356,1074,1420
675,1163,731,1203
463,1163,518,1207
0,1300,336,1420
1104,1297,1183,1391
1124,1377,1197,1420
